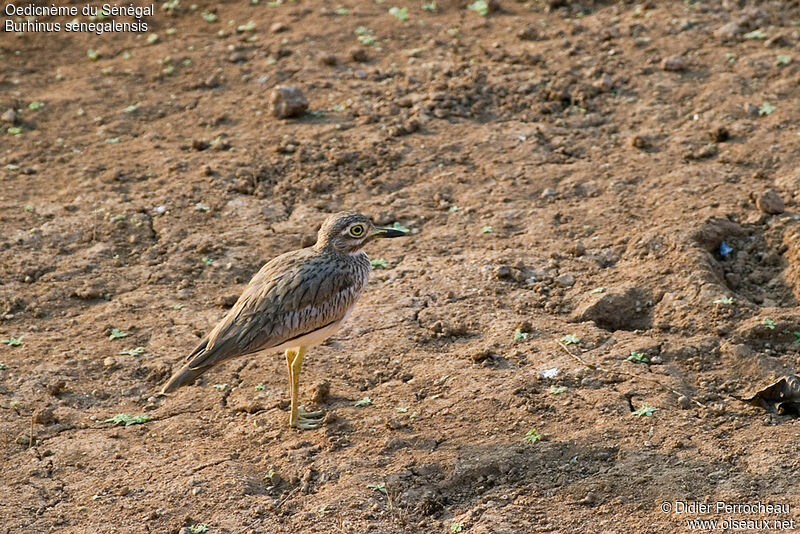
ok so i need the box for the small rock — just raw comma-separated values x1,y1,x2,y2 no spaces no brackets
216,294,239,308
470,349,493,363
714,21,742,42
2,109,18,124
629,135,650,150
540,188,556,199
755,190,784,214
555,273,575,287
517,25,539,41
47,381,66,396
765,33,791,48
349,48,369,63
309,381,330,405
572,287,651,331
204,69,224,88
660,55,687,72
708,126,730,143
33,405,56,425
269,22,288,33
270,85,309,119
744,103,760,117
678,395,691,409
494,265,513,280
319,54,339,66
593,73,614,92
103,357,117,368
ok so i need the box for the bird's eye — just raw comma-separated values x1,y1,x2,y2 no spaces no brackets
349,224,365,237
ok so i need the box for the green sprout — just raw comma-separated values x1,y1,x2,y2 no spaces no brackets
201,11,217,22
7,127,22,136
743,29,767,40
759,102,776,116
590,287,606,294
467,0,488,16
549,386,566,394
389,6,408,20
0,363,6,370
170,304,184,310
793,331,800,344
87,49,100,61
523,428,544,443
28,101,45,111
422,1,437,11
334,6,348,15
397,407,409,413
188,524,210,534
371,259,389,270
367,483,387,495
119,347,146,356
355,26,377,46
265,469,275,480
103,413,151,426
632,403,656,417
123,103,139,114
213,384,227,390
513,329,528,341
762,318,777,329
447,205,460,213
255,383,266,391
776,55,792,66
627,351,649,364
560,334,580,345
713,296,733,305
194,202,210,212
2,336,23,347
202,257,213,266
108,328,128,340
450,523,463,533
354,397,372,407
237,21,256,32
481,226,493,234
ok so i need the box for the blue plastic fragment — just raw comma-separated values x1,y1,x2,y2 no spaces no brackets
719,241,732,259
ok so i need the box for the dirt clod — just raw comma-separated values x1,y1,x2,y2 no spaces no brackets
270,85,309,119
755,190,785,214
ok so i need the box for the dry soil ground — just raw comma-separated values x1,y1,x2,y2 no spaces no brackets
3,0,800,532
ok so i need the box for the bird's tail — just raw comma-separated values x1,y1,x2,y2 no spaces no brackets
160,362,209,394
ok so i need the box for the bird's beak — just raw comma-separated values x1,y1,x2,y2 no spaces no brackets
373,226,408,238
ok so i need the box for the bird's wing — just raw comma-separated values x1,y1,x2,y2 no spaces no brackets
184,250,365,371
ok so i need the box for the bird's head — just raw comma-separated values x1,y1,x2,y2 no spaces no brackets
314,211,407,254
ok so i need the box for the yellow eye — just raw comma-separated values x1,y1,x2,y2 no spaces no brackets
349,224,365,237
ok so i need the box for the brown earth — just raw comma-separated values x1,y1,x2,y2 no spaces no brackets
2,1,800,532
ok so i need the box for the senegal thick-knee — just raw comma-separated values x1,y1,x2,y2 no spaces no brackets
161,211,407,429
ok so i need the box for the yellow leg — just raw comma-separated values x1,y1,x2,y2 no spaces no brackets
285,349,297,425
286,346,324,430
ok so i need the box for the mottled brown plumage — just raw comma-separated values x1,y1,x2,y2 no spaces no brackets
161,211,407,429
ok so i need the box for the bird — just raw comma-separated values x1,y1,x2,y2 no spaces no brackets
160,211,407,429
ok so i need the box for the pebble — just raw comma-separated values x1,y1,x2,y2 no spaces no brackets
555,273,575,287
349,48,369,63
270,85,308,119
755,190,784,214
269,22,288,33
494,265,513,280
2,109,18,124
678,395,691,409
540,188,556,199
660,55,687,71
714,21,741,42
744,103,760,117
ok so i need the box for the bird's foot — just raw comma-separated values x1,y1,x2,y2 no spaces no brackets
291,406,325,430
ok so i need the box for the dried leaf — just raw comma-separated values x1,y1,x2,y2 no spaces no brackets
741,375,800,415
